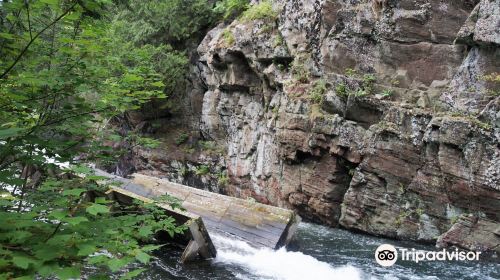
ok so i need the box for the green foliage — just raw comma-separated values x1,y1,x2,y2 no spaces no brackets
217,171,229,186
0,0,189,278
199,140,215,151
362,74,376,94
127,133,162,149
178,166,189,177
416,208,425,218
309,79,328,104
273,33,284,48
214,0,250,20
175,133,190,146
221,29,236,46
380,89,393,98
194,165,210,176
0,175,185,279
240,0,278,22
114,0,214,44
450,215,460,225
480,72,500,97
291,56,311,83
345,68,357,77
399,183,406,194
481,72,500,83
335,83,348,98
197,140,224,155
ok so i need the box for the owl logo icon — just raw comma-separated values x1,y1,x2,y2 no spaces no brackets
375,244,398,267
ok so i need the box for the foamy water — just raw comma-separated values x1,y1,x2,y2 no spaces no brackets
211,234,363,280
144,223,499,280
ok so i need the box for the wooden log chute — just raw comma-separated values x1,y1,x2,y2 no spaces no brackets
95,170,301,262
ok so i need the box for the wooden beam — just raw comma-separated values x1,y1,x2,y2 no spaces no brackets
93,169,301,260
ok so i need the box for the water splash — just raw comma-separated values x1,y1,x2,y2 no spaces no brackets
211,234,363,280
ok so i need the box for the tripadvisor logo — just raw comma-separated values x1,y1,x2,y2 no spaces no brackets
375,244,398,267
375,244,482,267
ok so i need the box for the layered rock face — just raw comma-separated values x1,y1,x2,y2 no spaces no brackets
134,0,500,254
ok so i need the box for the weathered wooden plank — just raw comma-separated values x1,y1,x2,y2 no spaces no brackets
105,186,217,263
93,170,300,252
129,173,301,250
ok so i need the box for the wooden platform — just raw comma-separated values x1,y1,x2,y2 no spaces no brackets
94,170,301,261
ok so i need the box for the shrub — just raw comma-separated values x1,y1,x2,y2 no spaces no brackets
380,89,393,98
291,57,311,83
240,0,278,22
309,79,328,104
217,171,229,186
355,89,369,97
175,133,189,146
335,83,348,98
214,0,250,20
362,74,376,93
195,165,210,176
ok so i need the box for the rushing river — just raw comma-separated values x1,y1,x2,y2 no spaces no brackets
144,223,498,280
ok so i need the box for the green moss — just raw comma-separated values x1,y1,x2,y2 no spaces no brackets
273,33,284,48
399,183,405,194
416,208,425,218
450,215,460,225
309,104,324,120
240,0,278,22
345,68,357,77
221,28,236,46
272,106,279,114
480,72,500,83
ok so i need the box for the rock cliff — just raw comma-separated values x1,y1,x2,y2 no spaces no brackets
126,0,500,255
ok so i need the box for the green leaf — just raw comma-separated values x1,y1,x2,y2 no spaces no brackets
38,263,58,277
64,216,89,226
69,165,94,175
88,255,109,265
141,244,163,252
62,188,86,197
122,74,143,83
151,81,165,87
94,197,111,204
56,267,80,280
135,251,150,264
49,210,68,220
34,246,60,261
0,32,15,40
64,11,81,21
77,243,98,256
39,0,59,5
12,255,36,270
138,226,153,237
120,268,146,280
107,257,131,272
86,175,108,181
0,128,24,139
86,203,110,216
